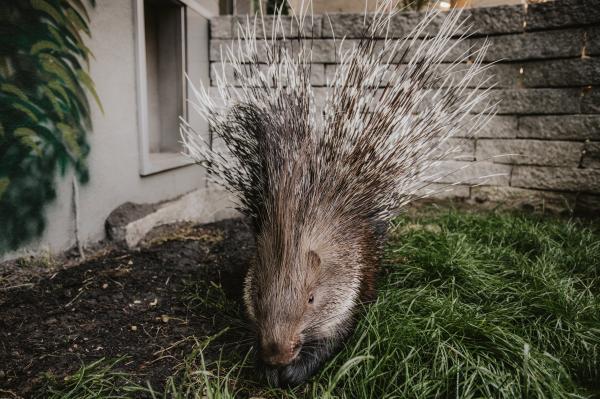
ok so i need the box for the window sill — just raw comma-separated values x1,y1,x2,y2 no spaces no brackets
140,152,195,176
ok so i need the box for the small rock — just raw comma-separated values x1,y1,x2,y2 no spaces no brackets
161,315,170,323
102,283,108,289
131,325,137,331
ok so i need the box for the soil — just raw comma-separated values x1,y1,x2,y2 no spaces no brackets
0,219,254,398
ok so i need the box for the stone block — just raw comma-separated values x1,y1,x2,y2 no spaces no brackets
467,5,525,35
582,141,600,168
526,0,600,31
322,13,372,39
476,139,584,166
512,166,600,193
461,116,518,139
433,138,475,161
475,29,584,62
233,15,322,38
521,58,600,88
470,186,576,214
518,115,600,140
322,11,450,39
210,62,325,87
587,26,600,55
105,189,239,248
581,86,600,114
309,63,326,86
211,16,233,39
423,160,511,185
477,89,581,115
427,63,517,89
416,183,471,200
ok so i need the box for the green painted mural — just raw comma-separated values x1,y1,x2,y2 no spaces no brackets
0,0,99,254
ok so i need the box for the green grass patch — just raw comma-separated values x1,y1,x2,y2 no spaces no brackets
43,208,600,398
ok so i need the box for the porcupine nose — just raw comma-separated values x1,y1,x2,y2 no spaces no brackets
261,338,301,366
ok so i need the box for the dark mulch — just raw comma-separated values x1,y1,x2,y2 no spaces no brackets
0,219,253,398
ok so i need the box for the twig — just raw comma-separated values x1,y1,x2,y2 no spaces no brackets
0,283,35,291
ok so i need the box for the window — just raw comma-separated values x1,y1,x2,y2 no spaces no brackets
134,0,212,175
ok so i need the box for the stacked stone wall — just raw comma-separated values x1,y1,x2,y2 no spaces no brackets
210,0,600,214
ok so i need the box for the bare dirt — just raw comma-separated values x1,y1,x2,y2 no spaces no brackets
0,219,254,398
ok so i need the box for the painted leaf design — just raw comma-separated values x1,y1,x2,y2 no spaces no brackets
13,103,40,123
77,69,103,113
31,40,61,55
57,122,81,158
14,127,43,155
42,86,65,119
1,0,96,252
1,84,29,102
31,0,64,24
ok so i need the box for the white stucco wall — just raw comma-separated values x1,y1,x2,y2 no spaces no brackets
3,0,227,260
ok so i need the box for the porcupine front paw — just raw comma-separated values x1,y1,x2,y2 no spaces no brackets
259,339,337,387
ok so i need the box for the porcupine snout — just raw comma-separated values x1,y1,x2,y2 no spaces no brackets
260,335,302,367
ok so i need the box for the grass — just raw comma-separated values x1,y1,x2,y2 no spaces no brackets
41,207,600,398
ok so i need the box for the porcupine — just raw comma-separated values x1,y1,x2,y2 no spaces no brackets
181,0,495,387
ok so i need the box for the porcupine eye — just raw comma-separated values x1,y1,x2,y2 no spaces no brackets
308,294,314,304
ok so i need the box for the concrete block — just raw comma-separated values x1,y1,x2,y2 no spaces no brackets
512,166,600,193
470,186,576,214
477,89,582,115
428,63,517,89
423,160,511,185
467,5,525,35
475,29,584,62
518,115,600,140
482,63,521,88
416,183,471,200
434,138,475,161
322,13,372,39
476,139,584,166
307,40,337,62
233,15,323,38
526,0,600,31
211,62,325,87
582,141,600,168
322,11,449,39
211,16,233,39
335,37,471,64
310,63,326,86
521,58,600,88
587,26,600,55
581,86,600,114
105,188,239,248
210,39,273,63
471,116,518,138
389,11,452,38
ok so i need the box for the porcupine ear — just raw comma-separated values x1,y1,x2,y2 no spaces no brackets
308,250,321,272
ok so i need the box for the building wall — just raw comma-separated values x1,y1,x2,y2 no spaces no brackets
210,0,600,214
3,0,226,260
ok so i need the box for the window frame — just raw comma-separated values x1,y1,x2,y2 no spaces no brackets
133,0,215,176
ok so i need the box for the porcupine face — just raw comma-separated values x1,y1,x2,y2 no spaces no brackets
243,230,367,387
